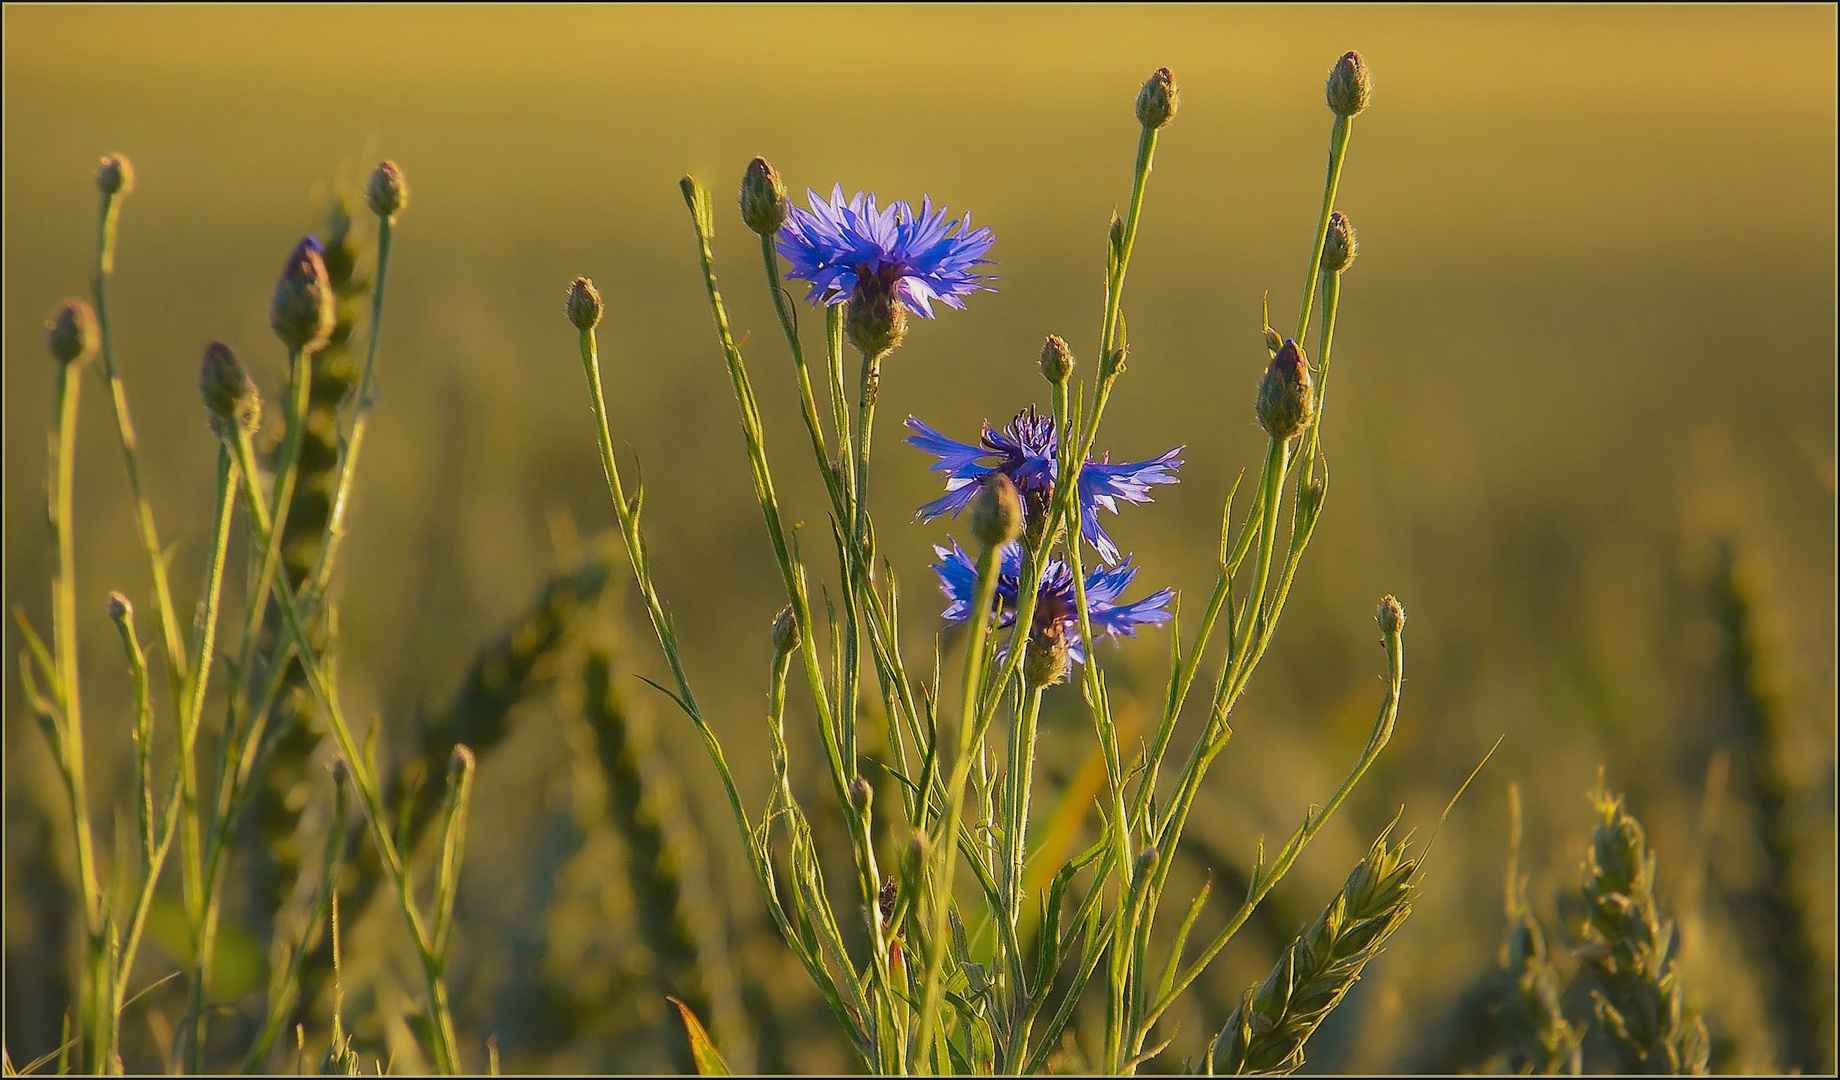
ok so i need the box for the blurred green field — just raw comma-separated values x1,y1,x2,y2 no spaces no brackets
5,5,1835,1073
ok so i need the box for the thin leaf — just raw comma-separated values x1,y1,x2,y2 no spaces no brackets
667,996,732,1075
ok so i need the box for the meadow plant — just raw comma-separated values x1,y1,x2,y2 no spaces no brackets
14,155,484,1074
565,54,1429,1073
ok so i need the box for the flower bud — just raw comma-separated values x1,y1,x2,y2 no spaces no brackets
1024,631,1072,688
1039,335,1074,385
771,604,799,654
878,875,899,925
969,472,1024,550
1322,211,1358,274
566,276,603,331
1375,594,1406,636
330,756,350,787
96,154,134,198
46,299,99,367
449,743,476,779
106,592,132,623
1108,213,1126,260
199,342,261,439
269,237,335,353
849,776,873,814
1255,339,1314,440
1135,67,1179,130
1134,844,1162,880
739,156,790,237
366,159,408,220
845,267,908,359
1326,51,1372,118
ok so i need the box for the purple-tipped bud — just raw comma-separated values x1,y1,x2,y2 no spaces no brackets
330,756,350,787
566,277,603,331
969,473,1025,550
1255,339,1315,441
106,592,132,622
199,342,261,439
1375,594,1406,636
1135,67,1179,130
97,154,135,197
366,160,408,220
46,299,99,367
845,265,908,359
771,605,799,654
1039,335,1074,385
1326,51,1372,118
1323,211,1358,274
849,776,873,814
739,157,790,237
269,237,335,353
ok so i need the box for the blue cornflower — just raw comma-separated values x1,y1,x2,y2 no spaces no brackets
777,186,994,318
905,407,1183,566
931,538,1173,680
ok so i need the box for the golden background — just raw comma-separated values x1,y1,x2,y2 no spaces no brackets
5,5,1835,1073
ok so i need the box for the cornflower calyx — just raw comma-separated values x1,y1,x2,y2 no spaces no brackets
46,299,99,367
1322,211,1358,274
1039,335,1074,385
1136,66,1180,130
1326,51,1372,117
367,160,409,220
1256,338,1315,441
932,539,1173,676
739,157,790,237
969,473,1024,550
906,407,1182,565
1376,594,1406,636
567,276,603,331
97,153,134,197
777,186,994,353
269,236,336,353
199,342,262,438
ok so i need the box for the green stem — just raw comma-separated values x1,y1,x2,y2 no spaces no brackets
224,432,460,1074
1294,115,1352,346
92,185,188,716
179,448,241,1074
916,539,1003,1066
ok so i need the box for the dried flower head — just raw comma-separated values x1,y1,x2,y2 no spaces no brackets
739,157,790,237
566,276,603,331
1256,339,1315,440
46,299,99,367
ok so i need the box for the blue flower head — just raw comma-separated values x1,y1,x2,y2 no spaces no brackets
906,407,1183,565
931,538,1173,681
777,186,995,319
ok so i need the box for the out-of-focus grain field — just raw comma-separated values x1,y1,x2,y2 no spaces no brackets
6,6,1834,1073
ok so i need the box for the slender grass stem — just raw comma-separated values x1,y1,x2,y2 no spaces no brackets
223,431,460,1074
1294,116,1351,346
307,217,393,599
92,184,188,715
178,448,242,1074
916,538,1003,1066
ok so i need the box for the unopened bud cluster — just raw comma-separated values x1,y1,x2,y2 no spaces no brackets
199,342,261,439
771,604,799,654
1039,335,1074,385
1322,212,1358,274
1375,595,1406,635
269,237,336,353
46,299,99,367
1136,67,1180,130
1255,339,1315,440
567,277,603,331
740,157,790,236
969,473,1024,550
366,160,409,220
1326,51,1372,118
